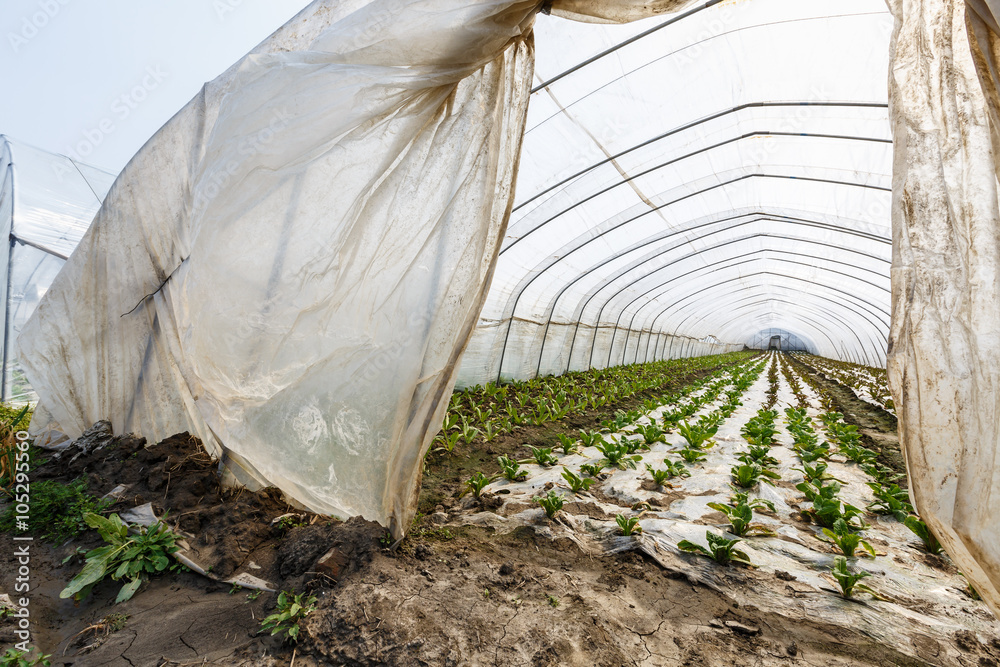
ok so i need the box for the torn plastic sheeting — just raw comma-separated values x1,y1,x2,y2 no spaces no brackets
19,0,540,539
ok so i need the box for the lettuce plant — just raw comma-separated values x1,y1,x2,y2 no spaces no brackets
465,472,494,498
529,446,558,467
706,501,775,537
819,518,875,558
677,531,753,566
634,423,667,445
534,490,565,519
866,482,912,521
677,447,708,464
731,463,780,488
61,513,180,603
497,455,526,481
805,495,866,530
829,557,885,600
595,440,642,470
554,434,579,455
904,516,942,554
794,462,844,485
561,468,593,494
616,514,642,536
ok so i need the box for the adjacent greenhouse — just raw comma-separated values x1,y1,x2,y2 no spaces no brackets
0,136,115,404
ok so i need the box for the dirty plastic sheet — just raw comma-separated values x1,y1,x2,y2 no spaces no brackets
19,0,539,538
887,0,1000,616
18,0,716,540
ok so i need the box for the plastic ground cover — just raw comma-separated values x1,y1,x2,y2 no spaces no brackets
452,354,998,662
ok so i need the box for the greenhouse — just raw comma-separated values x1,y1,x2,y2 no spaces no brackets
0,137,115,404
3,0,1000,664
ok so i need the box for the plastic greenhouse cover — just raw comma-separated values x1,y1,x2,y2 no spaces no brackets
456,0,893,388
3,139,116,259
15,0,1000,616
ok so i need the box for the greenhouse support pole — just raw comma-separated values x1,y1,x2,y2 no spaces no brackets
2,235,14,403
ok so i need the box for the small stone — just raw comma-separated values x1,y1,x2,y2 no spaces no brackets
724,620,761,636
429,511,449,524
315,547,349,579
499,563,514,576
775,570,797,581
787,642,798,656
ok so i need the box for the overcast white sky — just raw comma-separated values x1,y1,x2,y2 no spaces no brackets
0,0,313,174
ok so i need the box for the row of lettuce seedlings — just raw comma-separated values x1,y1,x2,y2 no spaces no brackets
672,357,882,599
775,359,952,599
670,355,926,602
467,357,769,537
433,351,756,455
793,352,895,415
783,356,929,548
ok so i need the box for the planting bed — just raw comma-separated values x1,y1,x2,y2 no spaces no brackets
1,352,999,666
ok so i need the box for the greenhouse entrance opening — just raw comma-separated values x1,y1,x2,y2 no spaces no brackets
8,0,1000,658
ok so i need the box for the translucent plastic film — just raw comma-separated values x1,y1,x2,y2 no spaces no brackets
20,0,538,537
887,0,1000,616
0,137,115,404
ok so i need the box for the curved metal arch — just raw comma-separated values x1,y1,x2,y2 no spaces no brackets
497,171,890,342
658,288,884,365
689,301,870,364
603,267,889,369
610,259,889,368
648,297,846,363
649,267,891,351
646,276,886,365
642,316,821,362
617,249,890,363
645,297,847,365
540,209,890,375
587,249,890,370
664,277,888,354
530,0,722,94
533,232,889,376
506,169,890,256
514,101,889,214
503,130,891,255
660,299,853,363
494,170,891,382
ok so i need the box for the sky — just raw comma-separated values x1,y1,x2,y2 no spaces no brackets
0,0,654,177
0,0,313,174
